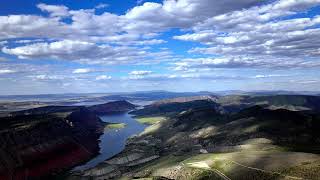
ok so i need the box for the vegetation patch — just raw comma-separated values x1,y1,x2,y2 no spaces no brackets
136,117,165,125
106,123,126,129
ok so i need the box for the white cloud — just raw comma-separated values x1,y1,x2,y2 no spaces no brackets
1,1,294,69
72,68,92,74
95,75,111,80
95,3,109,9
0,7,123,43
125,72,248,82
0,1,264,42
0,41,8,46
32,74,64,80
129,70,152,75
2,40,171,64
0,69,15,74
1,0,320,95
15,39,45,44
127,39,167,46
253,74,287,78
173,56,320,70
124,0,263,33
172,0,320,70
37,3,70,17
128,70,153,80
0,15,68,39
3,40,96,59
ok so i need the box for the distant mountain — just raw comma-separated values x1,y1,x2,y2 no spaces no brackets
9,105,81,116
152,95,217,105
0,93,96,102
1,91,319,112
216,95,320,113
95,91,214,102
8,100,137,117
88,100,137,114
131,99,220,117
130,94,320,118
212,90,320,96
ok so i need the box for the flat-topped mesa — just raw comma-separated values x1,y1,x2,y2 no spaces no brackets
88,100,137,115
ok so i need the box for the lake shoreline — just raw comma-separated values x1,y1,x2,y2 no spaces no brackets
71,112,148,172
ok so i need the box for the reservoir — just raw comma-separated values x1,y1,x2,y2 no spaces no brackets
73,112,147,171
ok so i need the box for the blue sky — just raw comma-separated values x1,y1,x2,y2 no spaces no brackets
0,0,320,95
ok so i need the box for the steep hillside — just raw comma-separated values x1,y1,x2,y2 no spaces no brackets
0,107,104,180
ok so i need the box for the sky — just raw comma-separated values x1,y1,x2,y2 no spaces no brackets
0,0,320,95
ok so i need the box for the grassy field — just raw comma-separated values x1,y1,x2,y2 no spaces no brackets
136,116,165,125
181,151,320,180
125,148,320,180
106,123,126,129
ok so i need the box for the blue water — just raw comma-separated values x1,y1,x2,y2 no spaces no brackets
73,113,147,171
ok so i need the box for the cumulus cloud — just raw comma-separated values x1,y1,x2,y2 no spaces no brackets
124,0,263,32
0,1,264,42
3,40,98,60
174,0,320,68
37,3,70,17
0,15,66,39
1,0,320,94
5,1,318,69
0,7,123,44
2,40,171,64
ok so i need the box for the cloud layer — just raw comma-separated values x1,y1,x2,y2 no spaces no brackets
0,0,320,94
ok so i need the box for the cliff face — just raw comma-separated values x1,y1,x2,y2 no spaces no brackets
0,106,104,180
